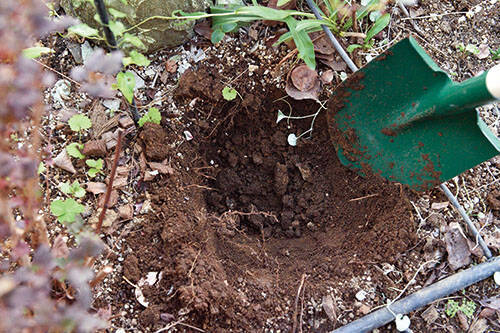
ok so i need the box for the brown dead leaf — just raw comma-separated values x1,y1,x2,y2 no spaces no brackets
320,59,347,72
285,65,321,101
119,115,135,129
444,224,472,270
53,149,76,174
102,130,118,150
82,139,107,157
314,35,335,55
322,295,337,322
421,305,439,324
469,318,488,333
88,101,108,139
144,170,157,181
320,70,334,85
165,57,178,73
51,234,69,259
480,295,500,311
194,21,212,40
118,204,134,220
86,182,106,195
98,190,119,209
477,44,490,59
148,162,174,175
484,231,500,250
89,208,118,228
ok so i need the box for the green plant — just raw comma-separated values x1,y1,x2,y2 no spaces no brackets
492,47,500,60
86,158,104,178
114,71,136,103
138,107,162,127
445,299,477,319
455,43,480,56
222,86,238,101
68,114,92,133
59,180,86,198
50,198,86,224
66,142,85,159
122,50,151,67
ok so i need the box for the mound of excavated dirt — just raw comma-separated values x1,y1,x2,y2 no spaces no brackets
117,66,417,331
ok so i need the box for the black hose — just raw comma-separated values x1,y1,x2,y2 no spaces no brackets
94,0,117,49
332,256,500,333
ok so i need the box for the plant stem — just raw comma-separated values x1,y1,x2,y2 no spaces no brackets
96,130,123,234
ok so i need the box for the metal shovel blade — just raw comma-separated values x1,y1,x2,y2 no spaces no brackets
327,37,500,191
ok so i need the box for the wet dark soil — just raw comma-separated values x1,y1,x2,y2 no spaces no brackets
118,65,418,331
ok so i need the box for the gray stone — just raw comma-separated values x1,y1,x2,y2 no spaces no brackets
61,0,209,54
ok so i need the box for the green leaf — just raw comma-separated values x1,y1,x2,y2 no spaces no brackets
295,19,328,32
38,162,46,174
109,8,127,18
87,168,99,178
109,20,126,37
284,16,316,69
68,114,92,132
211,29,225,44
68,23,100,38
138,107,162,127
347,44,363,53
365,13,390,43
121,33,146,50
221,22,238,33
22,47,54,59
465,44,479,55
86,158,103,169
59,181,72,194
115,71,135,103
222,86,237,101
119,0,128,4
50,198,85,223
66,143,85,159
277,0,292,6
122,50,151,67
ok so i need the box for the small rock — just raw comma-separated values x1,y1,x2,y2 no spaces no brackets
83,139,107,157
355,290,367,301
53,149,76,174
306,222,318,231
132,71,145,90
102,98,121,112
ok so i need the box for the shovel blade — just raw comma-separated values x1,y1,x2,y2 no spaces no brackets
327,37,500,191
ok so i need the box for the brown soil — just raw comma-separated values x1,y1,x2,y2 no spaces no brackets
118,65,418,331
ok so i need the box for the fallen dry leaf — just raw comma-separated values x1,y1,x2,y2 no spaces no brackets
98,190,119,209
148,162,174,175
51,234,69,259
89,208,118,228
322,295,337,322
86,182,107,195
479,295,500,311
82,139,107,157
165,57,178,73
321,70,334,84
119,115,135,129
468,318,488,333
53,149,76,174
194,21,212,40
102,130,118,150
314,35,335,55
118,204,134,220
421,305,439,324
285,65,321,101
477,44,490,59
444,224,472,270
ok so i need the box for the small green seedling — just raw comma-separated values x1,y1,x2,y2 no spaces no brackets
123,50,151,67
114,71,136,104
50,198,85,224
445,299,476,319
68,114,92,132
59,180,86,198
66,142,85,159
222,86,238,101
22,46,54,59
138,107,161,127
86,159,104,178
492,47,500,60
37,161,46,175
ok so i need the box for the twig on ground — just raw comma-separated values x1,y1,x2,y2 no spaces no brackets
292,273,307,333
349,193,379,202
96,130,123,234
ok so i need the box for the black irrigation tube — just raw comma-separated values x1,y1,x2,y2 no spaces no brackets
94,0,140,125
332,257,500,333
303,1,499,332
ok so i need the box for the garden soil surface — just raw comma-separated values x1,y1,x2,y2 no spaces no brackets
113,65,418,331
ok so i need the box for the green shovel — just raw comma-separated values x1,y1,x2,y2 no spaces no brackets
327,37,500,191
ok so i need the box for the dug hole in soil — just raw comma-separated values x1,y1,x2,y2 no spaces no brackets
120,65,417,331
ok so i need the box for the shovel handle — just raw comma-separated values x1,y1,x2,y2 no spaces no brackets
486,64,500,99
